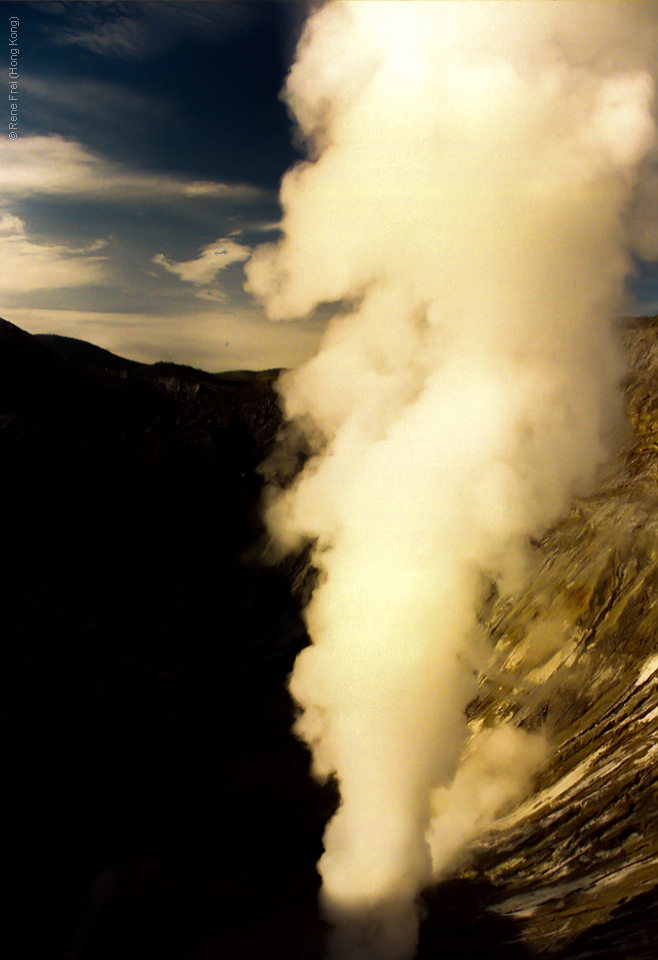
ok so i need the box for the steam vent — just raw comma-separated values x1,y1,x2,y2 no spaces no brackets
1,312,658,959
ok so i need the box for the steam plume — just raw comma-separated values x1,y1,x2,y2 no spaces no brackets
245,3,658,957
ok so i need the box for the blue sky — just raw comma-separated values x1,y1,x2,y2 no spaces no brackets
2,0,658,372
0,0,326,370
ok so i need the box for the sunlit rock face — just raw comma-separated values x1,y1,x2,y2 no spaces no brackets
441,317,658,957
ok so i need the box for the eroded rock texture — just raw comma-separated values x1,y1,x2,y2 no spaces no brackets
448,318,658,958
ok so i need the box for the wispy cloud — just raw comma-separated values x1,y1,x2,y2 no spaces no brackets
0,211,108,295
0,134,271,323
0,135,266,202
57,11,146,60
153,238,252,301
45,0,265,61
21,74,168,136
227,220,282,238
2,2,318,371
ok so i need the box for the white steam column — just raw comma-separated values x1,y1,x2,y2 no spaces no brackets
245,3,658,958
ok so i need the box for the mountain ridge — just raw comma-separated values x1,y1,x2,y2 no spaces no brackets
33,328,283,384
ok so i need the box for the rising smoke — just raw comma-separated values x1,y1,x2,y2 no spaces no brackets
245,3,658,958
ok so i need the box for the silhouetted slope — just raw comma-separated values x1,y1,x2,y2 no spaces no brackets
0,318,331,960
35,333,145,374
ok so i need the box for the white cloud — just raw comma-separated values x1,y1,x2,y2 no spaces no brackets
152,239,251,298
0,211,108,294
0,212,25,235
0,135,266,202
0,135,291,369
0,122,294,368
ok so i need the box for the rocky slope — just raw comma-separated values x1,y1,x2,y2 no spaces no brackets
435,316,658,959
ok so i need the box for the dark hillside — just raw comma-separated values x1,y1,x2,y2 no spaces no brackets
0,318,331,960
35,333,145,375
